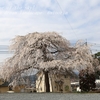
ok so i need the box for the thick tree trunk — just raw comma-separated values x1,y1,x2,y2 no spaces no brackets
44,71,50,92
42,44,50,92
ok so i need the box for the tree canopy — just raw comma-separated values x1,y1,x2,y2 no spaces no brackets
0,32,94,87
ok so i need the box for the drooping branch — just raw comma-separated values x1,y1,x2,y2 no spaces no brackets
0,32,95,87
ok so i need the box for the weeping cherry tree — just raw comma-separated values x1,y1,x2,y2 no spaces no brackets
0,32,94,92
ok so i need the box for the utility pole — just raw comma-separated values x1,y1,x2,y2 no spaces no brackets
85,39,87,46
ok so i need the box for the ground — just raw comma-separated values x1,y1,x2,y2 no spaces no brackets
0,93,100,100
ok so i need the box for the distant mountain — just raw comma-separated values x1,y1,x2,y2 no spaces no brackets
0,45,9,50
0,51,14,54
0,45,14,54
23,75,37,86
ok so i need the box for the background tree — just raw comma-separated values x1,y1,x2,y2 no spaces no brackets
93,52,100,79
79,68,96,92
94,52,100,61
79,52,100,92
0,32,94,92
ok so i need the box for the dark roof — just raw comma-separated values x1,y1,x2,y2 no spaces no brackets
0,81,9,87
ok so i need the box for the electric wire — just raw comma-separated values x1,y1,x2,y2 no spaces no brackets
55,0,76,35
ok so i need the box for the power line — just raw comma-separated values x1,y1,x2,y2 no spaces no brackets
55,0,76,35
87,42,100,46
91,49,100,51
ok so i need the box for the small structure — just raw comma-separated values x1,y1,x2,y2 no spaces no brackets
8,78,26,93
71,79,100,92
0,75,37,93
0,78,9,93
36,71,72,92
13,85,25,93
71,82,79,91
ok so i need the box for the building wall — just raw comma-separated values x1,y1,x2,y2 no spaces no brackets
0,79,9,93
13,85,26,93
0,80,4,85
0,87,9,93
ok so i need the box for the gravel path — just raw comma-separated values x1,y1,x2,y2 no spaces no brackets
0,93,100,100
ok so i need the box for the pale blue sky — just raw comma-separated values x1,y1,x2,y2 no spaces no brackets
0,0,100,45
